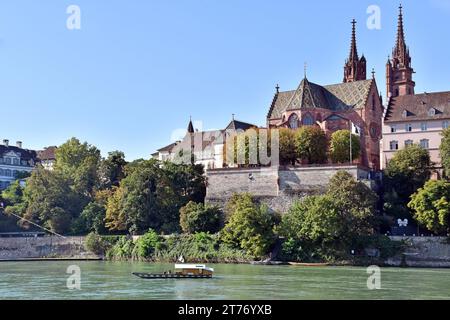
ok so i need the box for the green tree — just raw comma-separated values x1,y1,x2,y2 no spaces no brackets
329,130,360,163
16,167,80,234
105,159,206,234
408,180,450,235
294,126,328,164
179,201,223,234
440,128,450,177
221,194,277,257
132,229,162,259
278,128,297,165
54,137,101,197
279,171,377,261
383,144,431,218
98,151,127,189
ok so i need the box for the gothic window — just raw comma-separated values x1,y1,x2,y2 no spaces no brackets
390,141,399,150
420,139,429,149
405,140,413,147
289,114,299,129
443,120,449,129
302,114,314,126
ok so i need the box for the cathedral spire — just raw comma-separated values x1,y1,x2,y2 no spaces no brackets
386,4,415,99
349,19,358,62
343,19,366,83
393,4,408,66
187,117,194,134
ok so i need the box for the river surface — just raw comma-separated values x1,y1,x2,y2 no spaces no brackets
0,261,449,300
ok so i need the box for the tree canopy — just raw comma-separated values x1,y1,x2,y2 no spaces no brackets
329,130,361,164
408,180,450,235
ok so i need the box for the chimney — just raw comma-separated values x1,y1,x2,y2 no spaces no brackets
3,139,9,147
16,141,23,148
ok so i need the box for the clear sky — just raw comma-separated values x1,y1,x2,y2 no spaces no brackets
1,0,449,160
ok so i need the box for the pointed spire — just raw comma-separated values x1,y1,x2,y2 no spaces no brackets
187,116,194,134
349,19,359,62
304,62,307,78
396,4,405,51
275,84,280,94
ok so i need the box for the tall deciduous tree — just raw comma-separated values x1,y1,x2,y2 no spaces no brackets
294,126,328,164
54,137,101,197
179,201,222,234
99,151,127,189
408,180,450,235
329,130,360,163
221,193,278,257
383,144,431,218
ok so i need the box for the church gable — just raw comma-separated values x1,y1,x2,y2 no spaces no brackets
268,78,374,120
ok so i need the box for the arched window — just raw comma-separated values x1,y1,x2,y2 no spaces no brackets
288,114,299,129
302,114,314,126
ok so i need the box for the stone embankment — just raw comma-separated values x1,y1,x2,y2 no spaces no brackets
385,236,450,268
0,236,100,261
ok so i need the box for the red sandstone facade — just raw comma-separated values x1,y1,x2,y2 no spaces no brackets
267,21,383,170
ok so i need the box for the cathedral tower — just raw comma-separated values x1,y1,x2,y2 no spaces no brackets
343,19,367,83
386,5,415,99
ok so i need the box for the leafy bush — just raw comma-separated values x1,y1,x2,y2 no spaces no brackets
179,201,223,234
221,194,278,258
106,236,135,260
84,232,120,256
132,229,162,260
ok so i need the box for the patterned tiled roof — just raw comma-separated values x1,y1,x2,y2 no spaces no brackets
384,91,450,122
268,78,374,119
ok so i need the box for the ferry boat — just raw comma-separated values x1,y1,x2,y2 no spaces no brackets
132,264,214,279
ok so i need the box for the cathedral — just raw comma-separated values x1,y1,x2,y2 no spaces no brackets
156,5,449,174
267,19,383,170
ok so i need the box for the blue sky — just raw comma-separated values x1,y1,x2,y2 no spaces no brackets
1,0,449,160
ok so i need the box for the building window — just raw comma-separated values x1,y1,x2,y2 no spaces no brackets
0,169,3,176
405,124,412,132
390,141,399,150
289,114,299,129
391,125,397,133
5,158,11,165
302,114,314,126
405,140,414,147
420,139,429,149
443,120,449,129
421,122,427,131
5,169,11,177
13,158,19,165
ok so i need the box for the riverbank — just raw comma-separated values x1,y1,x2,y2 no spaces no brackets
1,234,450,268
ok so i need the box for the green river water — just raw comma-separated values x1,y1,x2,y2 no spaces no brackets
0,261,449,300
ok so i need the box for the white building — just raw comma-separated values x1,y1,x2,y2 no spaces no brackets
0,140,37,190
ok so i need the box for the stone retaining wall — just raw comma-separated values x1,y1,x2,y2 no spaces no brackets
385,236,450,268
0,236,99,260
206,165,371,212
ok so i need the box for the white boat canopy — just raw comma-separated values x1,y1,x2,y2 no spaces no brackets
174,264,214,272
